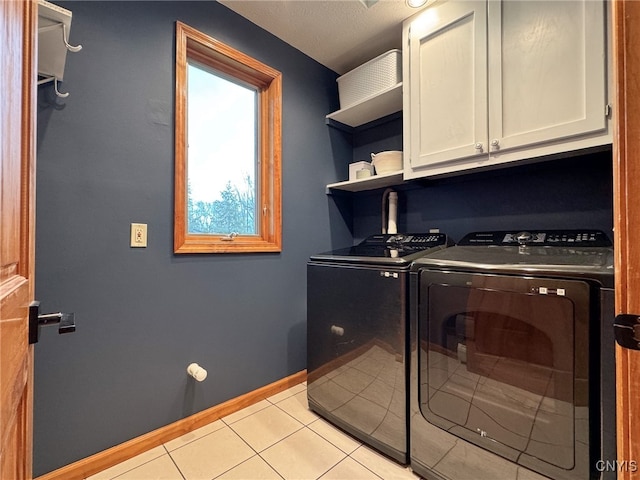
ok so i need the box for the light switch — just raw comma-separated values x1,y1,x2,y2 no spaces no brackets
130,223,147,247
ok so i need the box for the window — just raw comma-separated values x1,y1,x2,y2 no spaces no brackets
174,22,282,253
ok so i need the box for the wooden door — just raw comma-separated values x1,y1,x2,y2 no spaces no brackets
613,1,640,478
0,0,37,478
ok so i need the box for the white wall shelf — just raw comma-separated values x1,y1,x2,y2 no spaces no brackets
325,170,403,193
326,83,402,128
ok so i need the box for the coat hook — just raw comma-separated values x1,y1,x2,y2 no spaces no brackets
53,78,69,98
62,24,82,52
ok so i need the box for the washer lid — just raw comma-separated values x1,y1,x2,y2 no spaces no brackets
412,243,614,286
415,243,612,267
310,232,451,265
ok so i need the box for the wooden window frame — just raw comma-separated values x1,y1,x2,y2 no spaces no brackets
174,22,282,254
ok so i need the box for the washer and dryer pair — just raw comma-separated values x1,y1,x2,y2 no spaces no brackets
307,230,615,480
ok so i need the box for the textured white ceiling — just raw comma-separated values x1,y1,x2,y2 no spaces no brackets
217,0,432,75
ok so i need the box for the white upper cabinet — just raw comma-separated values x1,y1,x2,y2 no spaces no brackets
488,1,606,152
406,1,488,169
403,0,610,179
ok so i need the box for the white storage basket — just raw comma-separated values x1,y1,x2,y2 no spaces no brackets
349,161,374,180
337,49,401,109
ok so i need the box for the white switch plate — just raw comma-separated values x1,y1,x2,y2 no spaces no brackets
130,223,147,247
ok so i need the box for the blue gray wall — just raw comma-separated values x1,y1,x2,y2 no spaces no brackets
34,1,351,475
34,2,613,476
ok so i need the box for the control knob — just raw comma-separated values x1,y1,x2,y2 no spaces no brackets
516,231,534,245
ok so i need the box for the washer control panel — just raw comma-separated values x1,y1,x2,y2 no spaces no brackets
458,230,612,247
362,233,449,247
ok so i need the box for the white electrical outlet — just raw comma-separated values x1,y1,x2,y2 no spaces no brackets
130,223,147,247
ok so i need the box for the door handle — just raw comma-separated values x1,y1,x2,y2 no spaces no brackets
614,314,640,350
29,301,76,344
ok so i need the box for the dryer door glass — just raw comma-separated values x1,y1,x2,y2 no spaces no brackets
418,271,591,477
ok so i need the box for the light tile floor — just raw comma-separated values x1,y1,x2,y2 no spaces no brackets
86,383,420,480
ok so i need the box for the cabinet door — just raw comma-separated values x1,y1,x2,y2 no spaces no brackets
488,0,606,154
407,1,487,170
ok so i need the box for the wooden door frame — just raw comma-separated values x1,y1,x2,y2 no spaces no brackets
20,0,37,285
612,0,640,477
0,0,36,478
21,0,37,478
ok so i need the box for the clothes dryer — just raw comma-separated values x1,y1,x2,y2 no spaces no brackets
307,233,451,464
409,230,615,480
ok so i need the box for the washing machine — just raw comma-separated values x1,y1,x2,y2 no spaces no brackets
307,232,451,464
409,230,615,480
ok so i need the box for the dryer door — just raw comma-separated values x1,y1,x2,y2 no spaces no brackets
418,270,592,480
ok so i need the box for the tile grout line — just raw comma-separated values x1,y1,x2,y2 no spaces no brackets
348,445,403,480
254,425,347,480
162,444,187,480
227,413,306,455
210,429,262,480
96,447,168,480
228,421,305,478
252,453,287,480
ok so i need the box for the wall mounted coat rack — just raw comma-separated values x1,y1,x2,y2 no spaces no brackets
38,0,82,98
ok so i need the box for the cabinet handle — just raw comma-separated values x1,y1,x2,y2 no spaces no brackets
474,143,483,152
491,139,500,149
